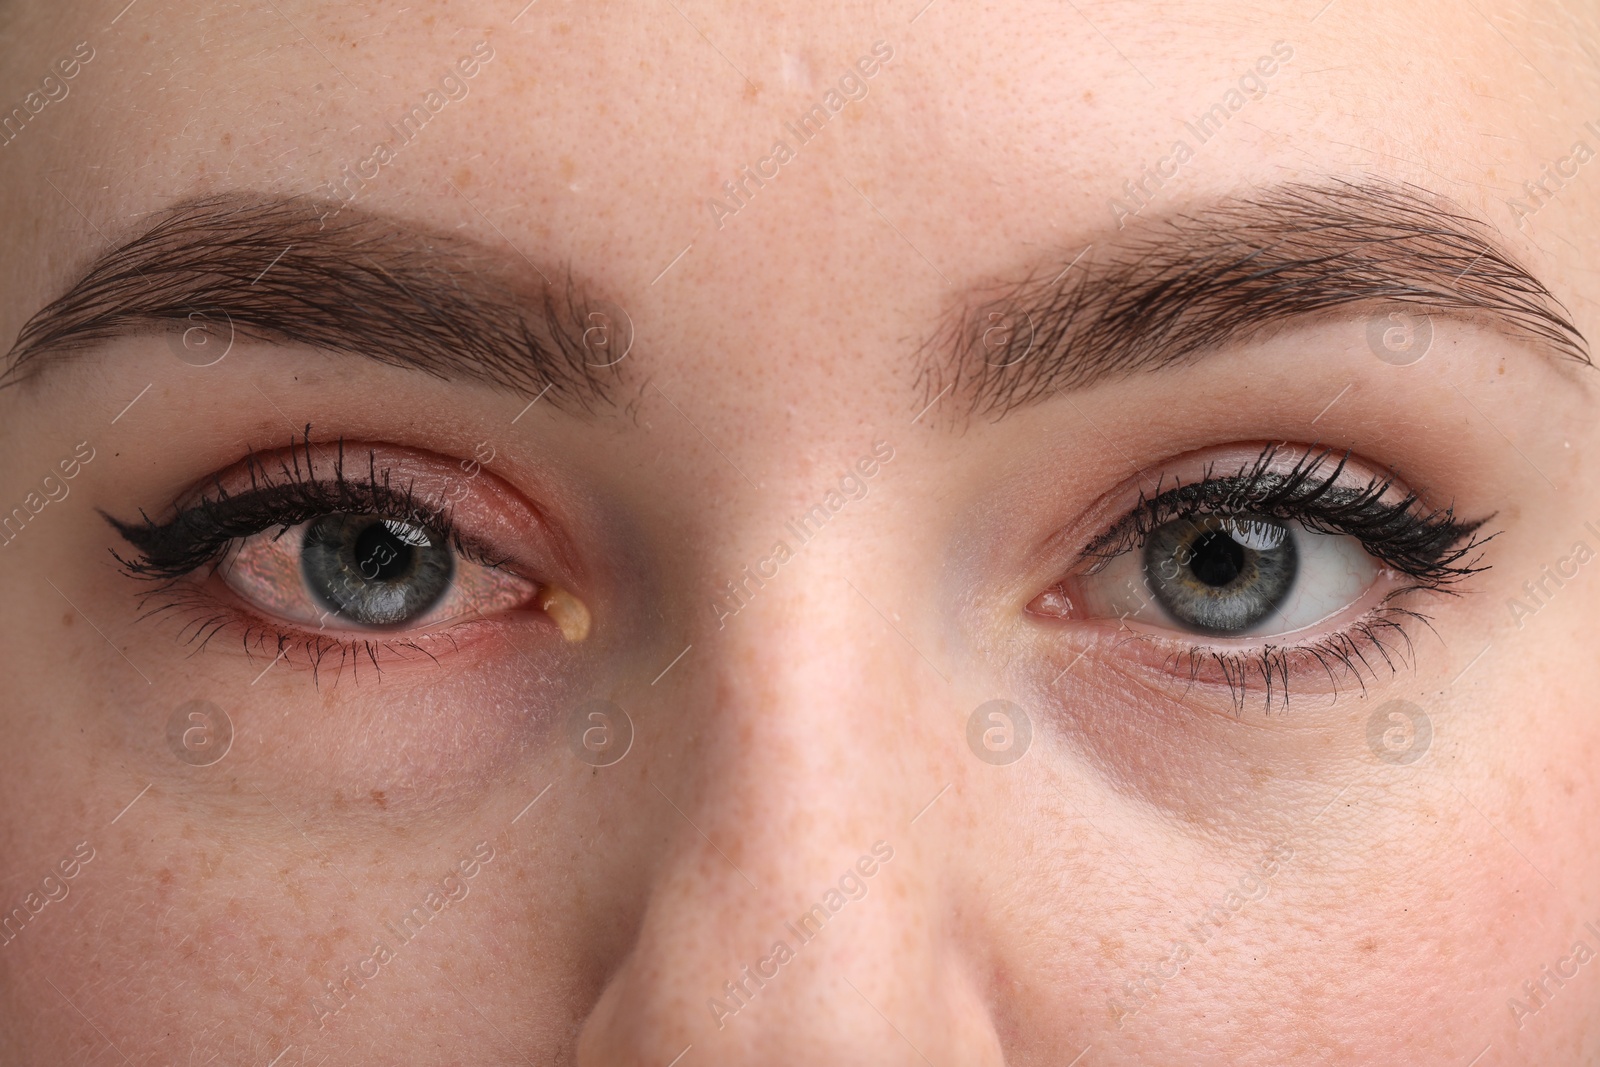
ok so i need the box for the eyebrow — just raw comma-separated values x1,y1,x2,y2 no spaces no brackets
0,192,624,413
922,180,1591,418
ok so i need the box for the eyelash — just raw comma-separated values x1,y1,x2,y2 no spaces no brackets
1072,443,1494,709
106,432,513,681
110,437,1493,699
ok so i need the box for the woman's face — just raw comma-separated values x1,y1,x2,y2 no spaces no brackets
2,0,1597,1062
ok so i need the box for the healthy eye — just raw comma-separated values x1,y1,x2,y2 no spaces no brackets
1027,446,1490,668
1074,512,1378,637
221,512,536,632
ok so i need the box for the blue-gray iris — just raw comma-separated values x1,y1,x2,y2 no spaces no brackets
302,514,454,627
1145,514,1297,635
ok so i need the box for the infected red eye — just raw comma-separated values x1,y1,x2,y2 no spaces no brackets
220,512,536,632
111,438,593,648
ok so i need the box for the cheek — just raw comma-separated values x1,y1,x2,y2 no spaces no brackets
0,826,505,1059
0,837,302,1055
99,626,599,825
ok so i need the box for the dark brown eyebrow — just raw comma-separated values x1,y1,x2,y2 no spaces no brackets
0,192,627,414
921,180,1591,418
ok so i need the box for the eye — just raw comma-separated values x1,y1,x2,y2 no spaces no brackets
1071,512,1378,637
108,436,592,663
220,513,535,631
1027,445,1493,701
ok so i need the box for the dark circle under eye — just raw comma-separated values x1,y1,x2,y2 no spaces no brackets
1143,514,1298,635
301,514,454,628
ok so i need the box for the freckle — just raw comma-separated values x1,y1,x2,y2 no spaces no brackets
371,789,387,810
744,80,761,102
453,166,474,189
556,21,571,33
1082,89,1094,103
63,612,73,627
559,156,575,181
1360,937,1378,953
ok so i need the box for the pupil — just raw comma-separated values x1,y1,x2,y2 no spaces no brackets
354,522,412,581
1189,530,1245,587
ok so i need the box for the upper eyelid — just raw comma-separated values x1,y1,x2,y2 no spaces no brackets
1071,451,1490,582
108,439,546,581
110,469,458,571
1077,459,1360,562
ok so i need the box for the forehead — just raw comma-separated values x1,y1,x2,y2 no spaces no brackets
0,0,1585,409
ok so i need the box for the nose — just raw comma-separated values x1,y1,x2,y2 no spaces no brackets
574,569,1005,1065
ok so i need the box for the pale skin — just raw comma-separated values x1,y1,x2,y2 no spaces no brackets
1,0,1598,1063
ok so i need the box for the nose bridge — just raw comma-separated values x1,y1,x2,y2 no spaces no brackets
576,559,1004,1064
693,537,947,918
716,560,918,815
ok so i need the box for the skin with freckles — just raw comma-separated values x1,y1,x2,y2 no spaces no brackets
2,0,1600,1064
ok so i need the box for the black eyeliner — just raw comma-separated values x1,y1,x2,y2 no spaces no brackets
1081,443,1492,590
104,430,487,582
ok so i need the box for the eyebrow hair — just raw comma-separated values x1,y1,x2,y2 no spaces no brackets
0,192,625,413
922,180,1591,418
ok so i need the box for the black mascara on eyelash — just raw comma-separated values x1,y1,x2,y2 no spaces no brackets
1080,443,1493,589
103,430,494,582
1059,443,1498,711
